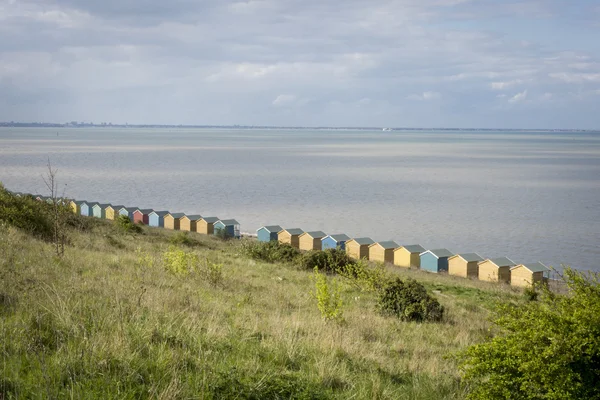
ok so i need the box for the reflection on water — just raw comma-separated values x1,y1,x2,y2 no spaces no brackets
1,127,600,271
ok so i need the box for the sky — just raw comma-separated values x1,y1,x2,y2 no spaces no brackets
0,0,599,129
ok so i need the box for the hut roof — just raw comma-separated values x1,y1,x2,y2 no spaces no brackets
327,234,351,242
218,219,239,225
281,228,304,235
485,257,516,267
201,217,220,223
399,244,426,254
126,207,140,213
423,248,454,258
454,253,484,263
95,203,111,208
168,213,185,219
260,225,283,233
151,211,169,217
185,215,202,221
372,241,400,249
303,231,327,239
74,200,87,205
88,202,100,208
136,209,154,214
350,237,374,246
513,262,549,273
110,205,125,210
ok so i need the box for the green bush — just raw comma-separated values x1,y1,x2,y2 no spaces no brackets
377,278,444,322
336,258,389,292
115,214,142,234
299,248,355,274
241,240,301,263
169,231,198,247
0,184,54,241
458,268,600,399
214,227,233,241
311,267,343,322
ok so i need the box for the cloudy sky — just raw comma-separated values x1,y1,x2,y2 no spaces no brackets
1,0,599,128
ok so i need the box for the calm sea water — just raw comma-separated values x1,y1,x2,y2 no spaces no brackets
1,127,599,272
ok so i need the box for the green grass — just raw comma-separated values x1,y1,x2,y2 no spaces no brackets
0,213,527,399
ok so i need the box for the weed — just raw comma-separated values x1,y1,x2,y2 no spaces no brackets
311,267,343,322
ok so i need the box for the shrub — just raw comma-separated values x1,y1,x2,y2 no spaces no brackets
204,260,224,287
214,227,232,241
115,214,142,234
0,184,54,241
169,232,198,247
336,258,389,292
299,248,355,274
458,268,600,399
377,278,444,322
163,246,198,276
523,285,539,301
311,267,343,322
241,240,301,263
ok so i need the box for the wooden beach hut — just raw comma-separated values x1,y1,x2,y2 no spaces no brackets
393,244,426,268
197,217,220,235
448,253,484,278
148,211,169,228
133,209,153,225
278,228,304,248
420,249,454,273
257,225,283,242
478,257,515,283
180,215,202,232
510,262,549,287
164,213,185,230
70,200,86,214
299,231,327,251
117,207,130,220
92,203,110,219
369,241,400,264
214,219,240,238
35,195,45,202
126,207,140,221
321,234,351,251
80,201,92,217
345,237,374,260
104,205,123,221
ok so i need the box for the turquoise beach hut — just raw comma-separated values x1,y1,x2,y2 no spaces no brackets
92,203,110,219
257,225,283,242
149,211,169,228
420,249,454,273
322,234,351,251
80,201,92,217
214,219,240,239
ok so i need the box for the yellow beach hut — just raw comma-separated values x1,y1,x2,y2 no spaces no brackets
164,213,185,230
448,253,484,278
510,262,550,287
478,257,515,283
299,231,327,251
180,215,202,232
345,237,374,260
393,244,426,268
196,217,219,235
369,241,400,264
278,228,304,248
105,205,125,221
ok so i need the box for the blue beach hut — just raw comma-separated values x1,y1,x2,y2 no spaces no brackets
420,249,454,273
257,225,283,242
214,219,240,239
322,234,351,251
80,201,92,217
148,211,169,228
117,206,130,219
92,203,110,219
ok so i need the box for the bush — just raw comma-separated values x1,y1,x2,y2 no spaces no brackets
336,258,389,292
377,278,444,322
0,184,54,241
299,248,355,274
169,232,198,247
458,268,600,399
162,246,198,276
311,267,343,322
241,240,301,263
115,214,142,234
214,228,232,241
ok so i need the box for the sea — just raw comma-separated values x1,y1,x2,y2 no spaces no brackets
1,127,599,272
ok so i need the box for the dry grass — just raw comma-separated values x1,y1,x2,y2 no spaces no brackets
0,219,525,399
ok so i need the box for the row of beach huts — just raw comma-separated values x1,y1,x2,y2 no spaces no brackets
13,191,550,288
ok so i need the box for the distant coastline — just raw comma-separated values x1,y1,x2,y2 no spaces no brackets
0,121,596,132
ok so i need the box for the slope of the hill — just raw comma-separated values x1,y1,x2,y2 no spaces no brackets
0,199,526,399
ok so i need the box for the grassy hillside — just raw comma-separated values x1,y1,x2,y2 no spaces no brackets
0,196,528,399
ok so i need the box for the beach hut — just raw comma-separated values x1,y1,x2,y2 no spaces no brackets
393,244,426,268
117,207,130,219
510,262,549,287
278,228,304,248
214,219,241,238
105,205,124,221
478,257,515,283
34,195,45,202
448,253,484,278
180,215,202,232
80,201,92,217
369,241,400,264
70,200,86,214
345,237,374,260
197,217,220,235
125,207,140,221
133,209,153,225
148,211,169,228
92,203,110,219
321,234,351,251
420,249,454,273
256,225,283,242
299,231,327,251
164,213,185,230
